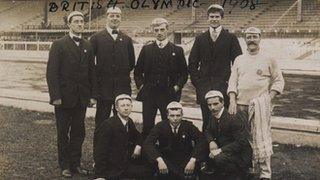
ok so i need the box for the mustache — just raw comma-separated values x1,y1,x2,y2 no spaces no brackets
247,41,257,45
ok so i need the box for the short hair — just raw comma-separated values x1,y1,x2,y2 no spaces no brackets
167,108,183,115
207,4,224,18
151,18,169,29
67,11,84,23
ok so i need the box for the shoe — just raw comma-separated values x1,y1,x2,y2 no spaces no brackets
260,178,271,180
200,162,215,175
72,166,90,175
61,169,72,178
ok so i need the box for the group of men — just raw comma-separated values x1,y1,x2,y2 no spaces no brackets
46,3,284,180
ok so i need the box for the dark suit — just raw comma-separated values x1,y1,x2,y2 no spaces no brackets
204,110,252,179
134,42,188,136
46,35,97,170
188,28,242,130
90,30,135,129
144,120,206,180
94,116,152,179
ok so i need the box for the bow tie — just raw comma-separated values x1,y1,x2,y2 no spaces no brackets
72,36,82,42
112,29,118,34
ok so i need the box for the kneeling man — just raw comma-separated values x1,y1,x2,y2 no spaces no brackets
144,101,206,180
204,90,252,179
94,94,151,180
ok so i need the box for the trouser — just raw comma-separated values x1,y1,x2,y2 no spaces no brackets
142,87,172,136
55,103,86,170
206,152,248,180
256,156,272,179
95,99,116,130
237,105,272,179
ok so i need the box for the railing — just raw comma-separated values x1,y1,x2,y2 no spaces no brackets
0,41,52,51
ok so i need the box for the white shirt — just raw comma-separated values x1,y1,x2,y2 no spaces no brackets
214,107,224,119
170,123,180,133
156,38,169,49
209,25,222,41
106,26,119,41
117,113,128,130
69,31,81,46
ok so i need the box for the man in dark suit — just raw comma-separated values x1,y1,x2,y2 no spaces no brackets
188,4,242,130
93,94,152,180
134,18,188,137
143,102,206,180
90,6,135,130
46,11,97,178
202,90,252,180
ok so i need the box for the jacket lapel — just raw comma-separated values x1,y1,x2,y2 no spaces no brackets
115,115,128,135
65,36,81,60
103,29,114,42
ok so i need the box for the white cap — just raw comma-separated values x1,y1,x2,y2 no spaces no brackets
207,4,224,12
115,94,132,103
106,6,122,14
151,18,169,27
67,11,84,23
244,27,261,35
205,90,224,100
166,101,183,110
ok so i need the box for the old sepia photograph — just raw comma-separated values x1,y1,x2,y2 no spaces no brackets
0,0,319,179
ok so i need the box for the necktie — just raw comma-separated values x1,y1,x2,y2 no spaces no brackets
72,36,81,42
211,31,218,42
173,126,178,134
159,42,163,48
125,122,128,132
112,29,118,34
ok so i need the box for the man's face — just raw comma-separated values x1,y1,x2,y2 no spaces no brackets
106,12,121,29
245,33,261,52
207,97,224,116
207,12,222,28
68,16,84,34
153,23,168,41
167,109,183,127
115,99,132,118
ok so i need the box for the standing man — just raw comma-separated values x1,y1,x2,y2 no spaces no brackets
228,27,285,180
93,94,152,180
90,6,135,130
46,11,97,178
188,4,242,130
134,18,188,136
203,91,252,180
143,102,206,180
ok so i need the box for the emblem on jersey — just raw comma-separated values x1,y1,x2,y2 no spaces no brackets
84,49,87,53
172,52,176,56
257,69,263,75
182,135,186,138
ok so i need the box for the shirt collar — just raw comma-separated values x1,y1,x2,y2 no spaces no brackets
117,113,128,126
214,107,224,119
210,25,222,35
170,123,181,132
156,38,169,48
106,26,119,35
69,31,81,39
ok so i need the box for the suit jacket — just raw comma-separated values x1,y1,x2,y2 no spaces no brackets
94,115,143,178
143,120,206,174
90,30,135,100
134,42,188,101
46,35,97,108
204,110,252,169
188,29,242,103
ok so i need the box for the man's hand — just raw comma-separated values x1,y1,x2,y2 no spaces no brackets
269,90,278,100
89,98,97,107
131,145,141,159
209,149,222,159
209,141,218,151
184,158,196,175
52,99,62,106
156,157,168,174
228,92,237,114
173,85,179,92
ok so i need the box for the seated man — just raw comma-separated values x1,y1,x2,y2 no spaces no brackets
143,101,206,180
93,94,152,180
203,90,252,180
